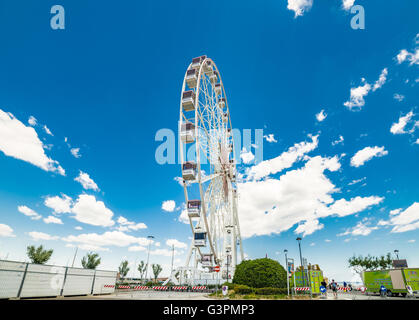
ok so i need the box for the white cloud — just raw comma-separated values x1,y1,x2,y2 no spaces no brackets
28,116,37,126
388,202,419,233
75,226,83,230
74,171,99,191
342,0,355,10
263,134,277,143
332,135,344,146
162,200,176,212
174,176,183,186
287,0,313,18
324,239,331,242
372,68,388,91
309,242,315,247
166,239,188,249
128,245,147,252
44,194,73,214
63,230,150,251
390,111,414,135
43,125,53,136
18,205,42,220
178,207,189,224
390,208,402,216
240,148,255,164
116,216,147,231
150,248,183,257
344,82,371,110
338,221,378,237
396,49,419,66
350,146,388,167
43,215,63,224
408,239,416,243
248,135,318,180
393,93,405,102
28,231,59,241
348,177,366,186
71,194,114,227
315,109,327,122
237,152,383,238
0,109,65,175
70,148,81,158
415,138,419,145
0,224,15,237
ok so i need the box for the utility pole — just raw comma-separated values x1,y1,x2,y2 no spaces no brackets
171,244,175,273
71,247,78,268
284,249,289,296
145,235,154,283
296,237,306,287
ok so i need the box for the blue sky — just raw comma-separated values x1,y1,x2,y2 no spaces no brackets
0,0,418,281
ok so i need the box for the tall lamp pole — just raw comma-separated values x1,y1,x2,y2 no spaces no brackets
145,235,154,283
394,249,399,260
296,237,305,287
284,249,289,296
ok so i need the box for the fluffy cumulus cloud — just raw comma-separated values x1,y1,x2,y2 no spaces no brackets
116,216,147,232
247,135,318,180
74,171,99,191
43,215,63,224
18,205,42,220
315,109,327,122
343,82,371,110
150,248,183,257
166,239,188,249
372,68,388,91
342,0,355,10
332,135,344,146
0,224,15,237
0,109,65,175
287,0,313,18
338,221,378,237
71,194,114,227
63,230,150,251
70,148,81,158
386,202,419,233
350,146,388,167
396,48,419,66
28,231,59,241
237,146,384,238
162,200,176,212
240,148,255,164
263,134,277,143
390,111,415,135
44,194,73,214
28,116,37,126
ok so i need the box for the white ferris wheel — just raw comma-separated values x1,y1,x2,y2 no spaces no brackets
177,55,244,283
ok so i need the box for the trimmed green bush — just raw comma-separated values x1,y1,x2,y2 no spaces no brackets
255,287,287,295
233,258,287,288
234,284,254,294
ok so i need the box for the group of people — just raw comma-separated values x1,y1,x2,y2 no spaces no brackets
321,280,353,298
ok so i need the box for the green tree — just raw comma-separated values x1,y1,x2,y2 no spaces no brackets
348,253,393,281
233,258,287,288
152,264,163,283
119,260,130,279
138,261,147,283
81,252,101,269
26,245,53,264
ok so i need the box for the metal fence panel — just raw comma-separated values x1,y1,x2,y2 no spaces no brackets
20,264,65,298
62,268,95,296
0,261,26,299
93,271,117,295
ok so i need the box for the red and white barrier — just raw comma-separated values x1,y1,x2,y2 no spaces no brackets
153,286,168,290
172,286,188,290
104,285,115,288
192,286,207,290
295,287,310,292
117,285,131,289
133,286,149,290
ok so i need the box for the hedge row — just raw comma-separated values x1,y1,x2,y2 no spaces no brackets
233,284,287,295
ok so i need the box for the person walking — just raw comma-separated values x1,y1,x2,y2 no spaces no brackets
331,279,338,299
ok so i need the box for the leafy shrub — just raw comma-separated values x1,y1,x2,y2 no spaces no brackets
233,258,287,288
234,284,254,294
255,287,287,295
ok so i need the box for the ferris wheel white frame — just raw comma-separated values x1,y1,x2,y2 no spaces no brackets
178,55,244,282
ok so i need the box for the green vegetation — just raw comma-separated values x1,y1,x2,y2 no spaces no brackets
26,245,53,264
81,252,101,269
348,253,392,278
233,258,287,288
119,260,130,278
152,263,163,283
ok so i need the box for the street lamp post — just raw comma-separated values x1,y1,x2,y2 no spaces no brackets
296,237,305,286
145,235,154,283
284,249,289,296
394,249,399,260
